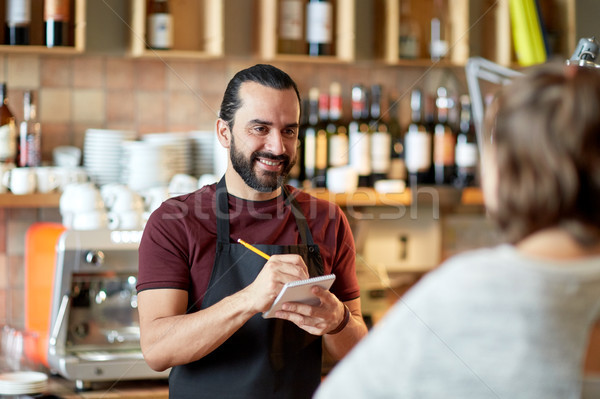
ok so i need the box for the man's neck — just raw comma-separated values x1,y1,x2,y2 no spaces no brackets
517,227,600,260
224,169,282,201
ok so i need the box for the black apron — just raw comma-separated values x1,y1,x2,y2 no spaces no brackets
169,177,325,399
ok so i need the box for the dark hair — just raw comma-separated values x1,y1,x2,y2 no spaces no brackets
486,62,600,245
219,64,301,129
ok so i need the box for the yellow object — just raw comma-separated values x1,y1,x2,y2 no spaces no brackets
237,239,271,260
509,0,547,66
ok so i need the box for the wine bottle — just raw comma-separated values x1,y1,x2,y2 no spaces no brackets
369,84,391,184
429,0,449,61
433,87,456,185
147,0,173,50
287,98,307,188
18,91,41,167
327,82,348,168
404,89,433,185
387,92,406,181
306,0,333,56
314,90,329,187
5,0,31,45
0,84,17,164
454,95,478,188
349,84,371,187
44,0,70,47
398,0,419,59
278,0,306,55
303,88,319,188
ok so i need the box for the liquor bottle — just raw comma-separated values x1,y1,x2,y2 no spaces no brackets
433,87,456,185
369,85,391,184
398,0,419,59
287,98,307,187
327,82,348,168
0,84,17,164
5,0,31,45
278,0,306,55
306,0,333,56
454,95,478,188
303,88,320,188
18,91,41,167
429,0,449,61
147,0,173,50
314,90,329,187
387,92,406,181
348,84,371,187
404,89,433,185
44,0,70,47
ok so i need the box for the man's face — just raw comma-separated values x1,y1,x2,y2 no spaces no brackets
228,82,300,193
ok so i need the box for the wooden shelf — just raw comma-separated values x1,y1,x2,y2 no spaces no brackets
0,188,484,209
0,192,61,208
128,0,223,58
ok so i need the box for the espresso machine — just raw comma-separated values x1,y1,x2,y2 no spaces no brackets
25,224,169,390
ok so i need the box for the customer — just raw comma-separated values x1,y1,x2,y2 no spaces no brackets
137,64,367,399
315,62,600,398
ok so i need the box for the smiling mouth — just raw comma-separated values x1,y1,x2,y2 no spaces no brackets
258,158,282,167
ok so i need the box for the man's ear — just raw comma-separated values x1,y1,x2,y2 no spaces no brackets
216,119,231,149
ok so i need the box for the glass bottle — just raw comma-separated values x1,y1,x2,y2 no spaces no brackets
404,89,433,185
433,87,456,185
387,92,406,181
278,0,306,55
0,84,17,164
147,0,173,50
19,91,41,167
398,0,420,59
454,95,478,188
5,0,31,45
327,82,349,168
306,0,333,56
303,87,320,188
369,84,391,184
429,0,449,61
44,0,70,47
314,90,329,187
349,84,371,187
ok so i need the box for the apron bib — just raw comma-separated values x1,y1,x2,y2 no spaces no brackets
169,178,325,399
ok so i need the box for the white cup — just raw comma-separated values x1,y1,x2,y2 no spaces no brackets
168,174,198,196
53,146,81,167
2,167,37,195
53,167,88,191
108,210,143,230
101,184,144,213
140,186,170,213
72,210,109,230
60,183,105,215
35,167,60,193
326,166,358,194
0,163,14,194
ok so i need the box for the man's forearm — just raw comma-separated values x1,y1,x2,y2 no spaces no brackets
322,299,368,360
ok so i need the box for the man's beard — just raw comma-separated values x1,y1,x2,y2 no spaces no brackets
230,135,296,192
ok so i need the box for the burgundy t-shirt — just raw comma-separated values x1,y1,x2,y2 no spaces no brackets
137,184,360,309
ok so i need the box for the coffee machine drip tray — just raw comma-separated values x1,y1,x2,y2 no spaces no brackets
45,229,169,389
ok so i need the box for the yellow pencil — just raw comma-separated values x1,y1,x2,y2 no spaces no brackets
237,239,271,260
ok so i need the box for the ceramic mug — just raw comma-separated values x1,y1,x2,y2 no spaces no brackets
35,167,60,194
2,167,36,195
72,210,109,230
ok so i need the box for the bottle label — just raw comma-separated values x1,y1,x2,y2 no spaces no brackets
306,2,332,44
370,132,391,173
455,141,478,168
279,0,303,40
404,129,431,173
0,124,16,161
6,0,31,24
349,129,371,175
304,127,316,176
329,133,348,167
433,127,455,165
44,0,70,21
148,13,173,49
315,129,328,169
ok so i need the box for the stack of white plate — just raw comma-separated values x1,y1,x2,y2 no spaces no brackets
84,129,136,185
0,371,48,395
121,140,178,191
190,131,217,177
142,132,193,175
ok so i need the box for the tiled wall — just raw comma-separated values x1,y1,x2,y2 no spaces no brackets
0,52,469,328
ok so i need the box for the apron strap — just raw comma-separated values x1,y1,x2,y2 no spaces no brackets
215,176,316,247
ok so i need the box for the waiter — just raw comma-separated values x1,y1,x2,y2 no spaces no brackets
137,64,368,398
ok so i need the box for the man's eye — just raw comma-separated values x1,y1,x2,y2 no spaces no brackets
283,129,297,137
253,126,268,134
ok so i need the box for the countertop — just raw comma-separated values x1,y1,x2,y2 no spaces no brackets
45,377,169,398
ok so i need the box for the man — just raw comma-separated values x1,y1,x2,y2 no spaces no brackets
137,64,368,398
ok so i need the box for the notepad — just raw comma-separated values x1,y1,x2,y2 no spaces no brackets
262,274,336,319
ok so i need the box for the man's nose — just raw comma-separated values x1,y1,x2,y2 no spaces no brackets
264,131,285,155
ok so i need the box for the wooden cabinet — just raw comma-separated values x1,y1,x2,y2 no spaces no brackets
379,0,576,67
0,0,85,54
128,0,223,59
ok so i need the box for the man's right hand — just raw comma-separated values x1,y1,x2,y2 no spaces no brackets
242,254,310,314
